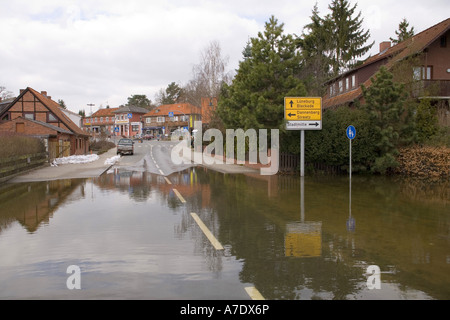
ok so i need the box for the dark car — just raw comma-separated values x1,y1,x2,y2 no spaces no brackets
117,138,134,155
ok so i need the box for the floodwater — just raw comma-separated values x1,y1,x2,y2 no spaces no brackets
0,167,448,300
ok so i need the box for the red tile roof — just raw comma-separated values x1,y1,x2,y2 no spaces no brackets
91,107,119,118
26,87,88,136
143,103,201,117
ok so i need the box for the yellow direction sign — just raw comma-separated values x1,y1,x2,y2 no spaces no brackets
284,97,322,130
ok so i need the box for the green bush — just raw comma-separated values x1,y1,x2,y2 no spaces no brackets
303,106,378,173
415,98,439,143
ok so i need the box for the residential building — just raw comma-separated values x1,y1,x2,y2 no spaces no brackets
82,106,119,136
201,97,218,125
142,103,202,136
0,87,89,157
112,105,149,138
322,17,450,125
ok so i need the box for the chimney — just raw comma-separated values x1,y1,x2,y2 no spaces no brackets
41,91,47,96
379,41,391,53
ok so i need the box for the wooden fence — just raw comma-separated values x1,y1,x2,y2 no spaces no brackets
279,152,344,174
0,153,48,182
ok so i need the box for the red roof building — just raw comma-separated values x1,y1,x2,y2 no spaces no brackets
323,18,450,112
0,87,89,157
142,103,202,136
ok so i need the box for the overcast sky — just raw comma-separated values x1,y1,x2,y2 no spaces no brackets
1,0,449,114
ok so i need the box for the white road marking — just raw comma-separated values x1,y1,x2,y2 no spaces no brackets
173,189,186,203
244,287,265,300
190,212,224,250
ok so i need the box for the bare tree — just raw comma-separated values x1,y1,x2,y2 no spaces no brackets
183,40,232,107
0,86,14,100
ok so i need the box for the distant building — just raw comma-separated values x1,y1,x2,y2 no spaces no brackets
0,87,89,158
112,105,149,138
82,106,119,136
142,103,202,136
201,97,218,125
322,17,450,125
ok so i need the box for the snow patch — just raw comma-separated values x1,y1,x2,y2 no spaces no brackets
51,154,99,166
104,155,121,165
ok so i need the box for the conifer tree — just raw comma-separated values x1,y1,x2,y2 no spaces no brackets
297,3,333,95
390,18,415,45
326,0,373,75
361,66,413,173
218,16,306,131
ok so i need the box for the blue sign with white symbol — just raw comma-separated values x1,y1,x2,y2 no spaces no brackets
127,113,132,119
168,112,174,117
114,127,119,132
346,125,356,140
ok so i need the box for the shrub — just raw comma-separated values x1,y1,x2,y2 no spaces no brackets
89,139,116,154
0,132,45,158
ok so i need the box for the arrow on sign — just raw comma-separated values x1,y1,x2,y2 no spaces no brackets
289,100,294,108
288,112,296,117
309,122,320,127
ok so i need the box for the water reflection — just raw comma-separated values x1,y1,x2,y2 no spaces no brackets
0,179,85,234
0,167,448,299
183,170,449,299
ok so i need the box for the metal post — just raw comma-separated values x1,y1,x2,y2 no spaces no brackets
349,138,352,178
349,138,352,218
300,130,305,177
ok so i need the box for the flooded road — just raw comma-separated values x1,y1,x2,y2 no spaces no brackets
0,164,449,299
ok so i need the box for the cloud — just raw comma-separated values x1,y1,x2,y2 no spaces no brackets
0,0,449,114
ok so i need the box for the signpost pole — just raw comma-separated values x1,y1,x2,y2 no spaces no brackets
300,130,305,177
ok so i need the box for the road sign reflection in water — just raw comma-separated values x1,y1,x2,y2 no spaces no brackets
285,177,322,257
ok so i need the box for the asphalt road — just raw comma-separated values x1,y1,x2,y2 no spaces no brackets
9,139,258,183
116,140,194,175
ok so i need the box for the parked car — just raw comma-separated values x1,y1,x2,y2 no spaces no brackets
117,138,134,155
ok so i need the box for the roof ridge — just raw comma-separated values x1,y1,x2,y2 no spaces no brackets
27,87,87,136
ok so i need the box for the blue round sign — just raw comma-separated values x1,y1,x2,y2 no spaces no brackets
346,125,356,140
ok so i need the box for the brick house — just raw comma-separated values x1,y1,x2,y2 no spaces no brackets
322,18,450,124
142,103,202,136
82,106,119,137
0,87,90,158
201,97,218,125
112,105,149,138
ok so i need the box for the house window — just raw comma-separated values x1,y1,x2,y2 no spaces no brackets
24,113,34,120
440,35,447,48
345,78,349,91
100,117,103,123
338,80,343,93
48,113,57,122
352,75,356,88
106,117,109,122
413,66,432,80
330,84,334,96
132,125,139,132
146,118,151,124
157,116,165,123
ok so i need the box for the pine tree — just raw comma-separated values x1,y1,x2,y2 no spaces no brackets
361,66,412,173
218,16,306,131
390,18,415,45
297,3,333,95
327,0,373,75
